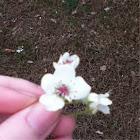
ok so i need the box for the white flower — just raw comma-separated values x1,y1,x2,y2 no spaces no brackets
53,52,80,69
88,92,112,114
39,65,91,111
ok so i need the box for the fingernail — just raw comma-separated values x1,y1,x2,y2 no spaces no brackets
27,103,61,136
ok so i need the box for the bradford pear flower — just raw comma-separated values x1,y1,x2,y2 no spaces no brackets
39,65,91,111
53,52,80,69
87,92,112,114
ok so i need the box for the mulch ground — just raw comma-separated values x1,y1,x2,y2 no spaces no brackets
0,0,139,139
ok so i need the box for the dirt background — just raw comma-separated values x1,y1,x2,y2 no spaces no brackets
0,0,139,139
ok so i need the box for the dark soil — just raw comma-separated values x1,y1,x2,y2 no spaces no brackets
0,0,139,139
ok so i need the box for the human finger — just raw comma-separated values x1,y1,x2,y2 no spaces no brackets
0,75,44,97
0,86,37,113
0,103,61,140
52,135,73,140
0,114,11,124
52,115,75,137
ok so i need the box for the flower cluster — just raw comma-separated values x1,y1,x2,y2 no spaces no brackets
39,52,112,115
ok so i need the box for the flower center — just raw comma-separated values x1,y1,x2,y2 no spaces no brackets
66,60,73,64
58,84,69,96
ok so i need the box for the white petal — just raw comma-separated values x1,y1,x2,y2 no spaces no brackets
41,74,56,95
39,94,65,111
54,65,76,84
68,54,78,61
62,52,70,61
89,102,99,108
70,55,80,69
65,95,72,102
88,93,99,102
69,55,80,68
98,105,110,114
58,55,63,64
99,98,112,105
53,62,60,69
70,76,91,100
104,92,109,97
99,92,109,98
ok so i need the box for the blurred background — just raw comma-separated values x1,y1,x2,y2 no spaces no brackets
0,0,139,139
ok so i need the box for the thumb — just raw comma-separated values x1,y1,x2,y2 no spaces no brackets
0,103,61,140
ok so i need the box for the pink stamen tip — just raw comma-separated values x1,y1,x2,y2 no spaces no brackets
66,60,73,64
58,85,69,95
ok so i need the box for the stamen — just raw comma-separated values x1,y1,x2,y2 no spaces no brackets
66,60,73,64
58,84,69,96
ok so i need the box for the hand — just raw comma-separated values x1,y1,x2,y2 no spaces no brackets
0,76,75,140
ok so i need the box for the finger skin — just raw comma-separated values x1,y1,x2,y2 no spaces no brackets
0,114,11,124
52,115,75,137
0,87,37,113
0,75,45,113
0,103,61,140
0,75,44,96
0,114,75,138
